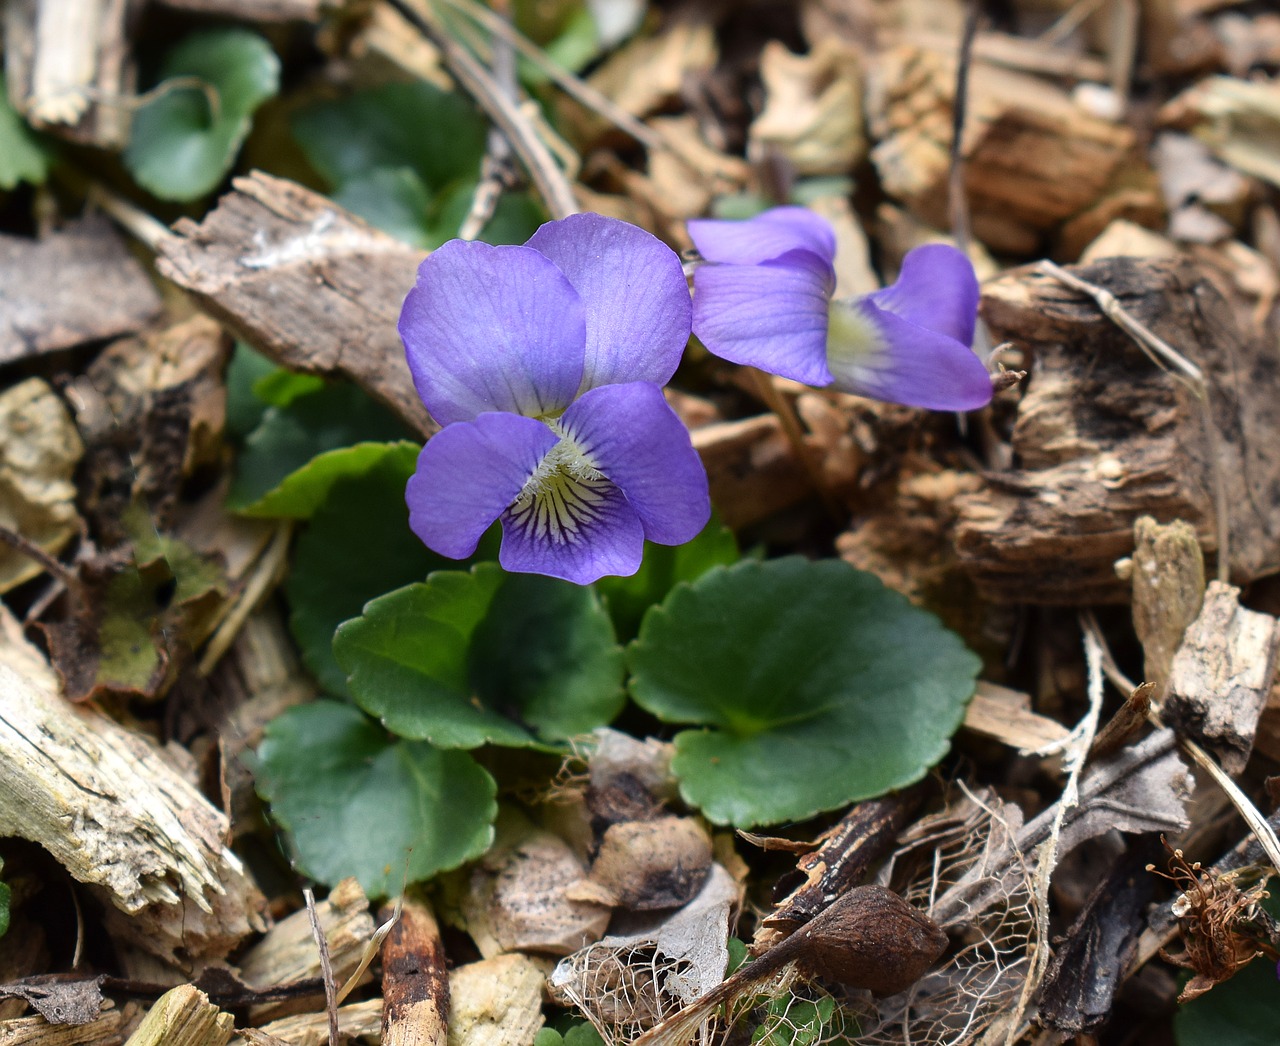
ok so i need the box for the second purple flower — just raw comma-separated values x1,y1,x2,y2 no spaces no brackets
687,207,994,411
399,213,710,586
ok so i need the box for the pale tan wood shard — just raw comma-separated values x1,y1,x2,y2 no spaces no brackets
236,1000,383,1046
447,955,545,1046
955,255,1280,604
123,986,233,1046
155,173,432,438
1163,580,1280,775
0,607,267,963
0,1002,137,1045
963,681,1072,751
3,0,136,146
1123,516,1205,692
865,45,1157,254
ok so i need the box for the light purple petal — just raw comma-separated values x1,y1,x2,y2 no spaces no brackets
867,244,979,345
692,248,836,386
399,240,586,425
688,207,837,266
500,481,644,585
406,412,557,559
560,382,710,546
827,300,993,411
525,213,691,391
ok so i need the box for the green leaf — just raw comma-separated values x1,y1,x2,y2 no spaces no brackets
240,440,419,520
335,166,435,247
1174,893,1280,1046
336,563,625,748
628,558,981,827
0,74,51,190
224,343,278,441
285,446,449,697
125,29,280,201
427,180,546,248
256,701,496,895
595,518,738,642
228,380,407,513
291,82,486,192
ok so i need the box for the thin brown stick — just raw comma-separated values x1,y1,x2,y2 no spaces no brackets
458,0,516,241
0,524,80,594
304,887,341,1046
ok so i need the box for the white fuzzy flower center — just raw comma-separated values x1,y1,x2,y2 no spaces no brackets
508,427,612,545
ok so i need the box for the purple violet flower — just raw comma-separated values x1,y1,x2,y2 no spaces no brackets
688,207,993,411
399,213,710,586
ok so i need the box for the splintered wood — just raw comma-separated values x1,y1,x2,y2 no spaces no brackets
957,255,1280,603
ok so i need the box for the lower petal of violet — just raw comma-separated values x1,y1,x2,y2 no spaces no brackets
559,381,710,546
692,248,837,387
826,300,993,411
407,411,558,560
500,474,645,585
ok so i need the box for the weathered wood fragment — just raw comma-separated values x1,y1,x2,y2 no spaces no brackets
0,1001,136,1045
123,986,233,1046
963,681,1072,751
1122,516,1205,691
0,608,266,965
381,898,449,1046
448,956,545,1046
691,415,810,530
955,255,1280,603
1163,580,1280,774
3,0,136,146
238,1000,382,1046
0,216,162,364
155,173,431,437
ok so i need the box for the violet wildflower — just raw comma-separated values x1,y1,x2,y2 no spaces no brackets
400,213,710,586
688,207,993,411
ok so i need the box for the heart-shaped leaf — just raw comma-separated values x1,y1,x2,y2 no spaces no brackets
336,563,625,748
628,557,981,827
125,29,280,201
255,701,496,896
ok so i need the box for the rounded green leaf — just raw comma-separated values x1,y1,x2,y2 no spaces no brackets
125,29,280,201
628,557,981,827
0,73,51,190
239,441,419,520
334,167,434,248
255,701,496,896
336,563,625,748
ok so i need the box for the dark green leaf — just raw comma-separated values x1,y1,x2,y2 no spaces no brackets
291,82,486,192
256,701,496,895
240,441,419,520
595,518,738,642
0,74,51,190
228,381,407,514
334,167,434,247
628,558,981,827
284,445,449,697
336,563,624,748
125,29,280,201
427,181,546,248
224,343,278,442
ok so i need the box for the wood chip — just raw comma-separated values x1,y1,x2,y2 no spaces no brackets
155,173,431,437
963,681,1072,751
122,986,233,1046
448,955,545,1046
1124,515,1205,691
0,216,163,363
381,898,449,1046
0,1002,137,1045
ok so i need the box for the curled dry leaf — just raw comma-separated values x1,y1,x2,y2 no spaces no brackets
589,817,712,911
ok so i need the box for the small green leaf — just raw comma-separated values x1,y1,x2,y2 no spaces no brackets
595,518,738,642
257,701,496,895
0,74,51,190
241,441,419,520
336,563,625,748
334,166,434,247
224,343,278,441
228,380,407,513
125,29,280,201
285,446,449,697
427,181,546,248
628,558,981,827
291,82,486,192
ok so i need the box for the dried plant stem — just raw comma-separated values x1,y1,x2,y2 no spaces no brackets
304,888,341,1046
340,894,402,1004
457,0,515,241
392,0,577,219
85,182,173,253
1035,260,1228,583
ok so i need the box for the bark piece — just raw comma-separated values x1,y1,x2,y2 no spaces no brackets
0,607,266,964
0,1001,136,1045
3,0,136,146
866,46,1156,254
691,415,811,530
1163,580,1280,774
1160,75,1280,190
123,986,233,1046
240,1000,382,1046
1124,515,1206,692
155,173,431,437
588,817,711,911
0,378,83,593
962,681,1072,751
381,898,449,1046
0,216,162,363
448,955,545,1046
956,255,1280,603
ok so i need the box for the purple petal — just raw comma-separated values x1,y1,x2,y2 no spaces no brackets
500,480,645,585
399,240,586,425
692,248,836,386
406,412,557,559
560,382,710,545
827,299,993,411
688,207,837,266
525,213,691,391
867,244,979,345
